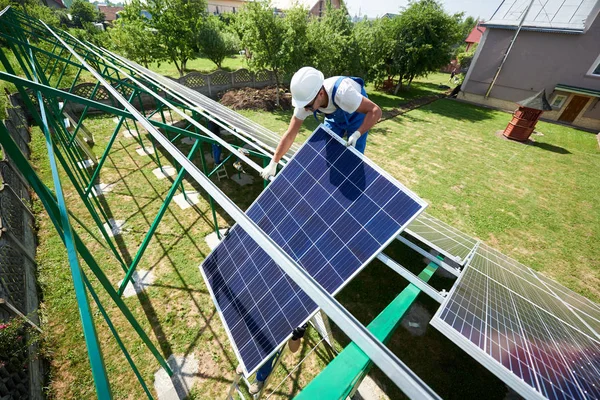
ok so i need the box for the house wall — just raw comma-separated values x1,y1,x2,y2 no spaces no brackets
309,0,340,16
460,14,600,130
207,0,245,14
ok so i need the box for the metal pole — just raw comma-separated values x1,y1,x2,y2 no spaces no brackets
485,0,535,98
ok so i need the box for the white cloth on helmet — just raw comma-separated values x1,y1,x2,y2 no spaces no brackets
293,77,363,121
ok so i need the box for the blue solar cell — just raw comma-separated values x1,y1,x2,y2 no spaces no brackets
201,126,426,375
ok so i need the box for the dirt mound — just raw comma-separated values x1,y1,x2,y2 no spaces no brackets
220,86,292,111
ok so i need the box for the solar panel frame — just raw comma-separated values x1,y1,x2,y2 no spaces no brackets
200,125,427,376
431,243,600,400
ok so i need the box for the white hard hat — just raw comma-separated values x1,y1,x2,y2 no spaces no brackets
290,67,324,108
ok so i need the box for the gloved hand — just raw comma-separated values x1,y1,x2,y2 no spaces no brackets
260,160,277,180
347,131,361,148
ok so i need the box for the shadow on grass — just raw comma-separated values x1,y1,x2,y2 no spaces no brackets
419,99,498,122
530,141,571,155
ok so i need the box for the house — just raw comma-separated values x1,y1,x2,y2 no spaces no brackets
270,0,342,17
459,0,600,131
98,5,124,24
207,0,246,15
465,24,485,52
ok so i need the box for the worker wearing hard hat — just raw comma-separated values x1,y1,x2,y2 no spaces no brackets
260,66,382,180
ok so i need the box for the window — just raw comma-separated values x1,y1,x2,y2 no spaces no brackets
588,54,600,77
551,94,568,108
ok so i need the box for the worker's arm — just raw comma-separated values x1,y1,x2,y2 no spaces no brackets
347,97,382,148
273,116,303,163
260,116,303,179
355,97,382,134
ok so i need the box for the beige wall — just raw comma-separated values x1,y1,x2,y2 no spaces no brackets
207,0,245,14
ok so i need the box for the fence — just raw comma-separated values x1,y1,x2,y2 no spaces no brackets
50,68,282,117
0,96,43,400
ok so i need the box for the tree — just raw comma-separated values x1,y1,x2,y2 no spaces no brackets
456,42,477,71
148,0,207,77
70,0,103,28
354,17,395,87
235,1,309,105
109,19,165,68
389,0,462,93
459,15,477,40
197,15,237,69
307,3,361,77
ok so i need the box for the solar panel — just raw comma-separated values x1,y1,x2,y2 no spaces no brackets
405,213,478,265
431,243,600,400
201,126,427,375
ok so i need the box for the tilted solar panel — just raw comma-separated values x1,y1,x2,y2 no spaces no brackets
431,243,600,400
201,126,427,375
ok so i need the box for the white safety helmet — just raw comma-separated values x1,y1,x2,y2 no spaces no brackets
290,67,324,108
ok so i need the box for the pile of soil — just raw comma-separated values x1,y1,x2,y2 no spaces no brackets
220,86,292,111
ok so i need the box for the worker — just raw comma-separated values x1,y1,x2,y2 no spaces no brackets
260,67,382,180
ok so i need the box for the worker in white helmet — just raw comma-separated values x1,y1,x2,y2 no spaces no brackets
260,66,382,180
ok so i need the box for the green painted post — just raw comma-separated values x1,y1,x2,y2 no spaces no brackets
0,125,173,377
118,139,202,296
198,145,221,240
83,274,154,400
28,58,113,397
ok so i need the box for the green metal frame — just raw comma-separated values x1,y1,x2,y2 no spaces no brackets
0,6,271,397
0,6,443,399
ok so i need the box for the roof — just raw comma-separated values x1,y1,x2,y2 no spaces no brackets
517,90,552,110
98,5,124,22
465,25,485,43
483,0,600,33
555,84,600,97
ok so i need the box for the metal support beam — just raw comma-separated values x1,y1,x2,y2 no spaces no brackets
396,235,461,277
377,253,445,304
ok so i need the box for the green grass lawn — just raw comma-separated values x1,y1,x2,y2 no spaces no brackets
28,84,599,399
148,55,248,78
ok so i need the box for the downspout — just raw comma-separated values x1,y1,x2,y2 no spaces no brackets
485,0,535,98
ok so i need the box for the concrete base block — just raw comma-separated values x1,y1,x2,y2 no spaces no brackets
77,159,94,169
112,117,120,124
231,173,254,186
89,183,115,197
173,191,200,210
136,146,155,156
153,166,177,180
180,137,196,145
123,129,139,138
102,219,125,238
205,229,229,250
352,375,390,400
154,354,199,400
203,152,214,165
118,269,155,298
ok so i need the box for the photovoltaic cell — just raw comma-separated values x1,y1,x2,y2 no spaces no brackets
431,243,600,400
201,126,427,375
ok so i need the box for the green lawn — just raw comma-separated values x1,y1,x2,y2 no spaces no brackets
28,84,599,399
148,55,248,78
